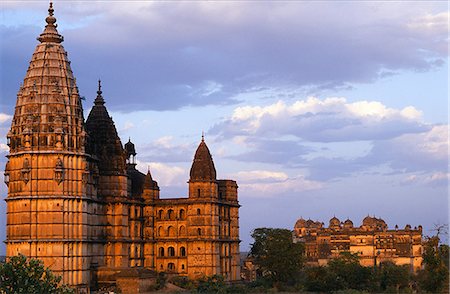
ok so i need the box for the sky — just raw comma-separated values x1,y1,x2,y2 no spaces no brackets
0,1,448,254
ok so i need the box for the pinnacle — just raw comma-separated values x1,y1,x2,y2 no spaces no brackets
94,80,105,105
38,1,63,43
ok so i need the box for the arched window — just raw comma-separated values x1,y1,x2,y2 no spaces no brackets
179,226,186,236
158,210,163,219
197,208,201,215
179,209,185,219
168,247,175,257
168,262,175,271
168,209,174,220
159,247,164,257
158,226,164,237
197,189,201,197
197,228,202,236
180,247,186,257
168,226,175,237
181,264,185,270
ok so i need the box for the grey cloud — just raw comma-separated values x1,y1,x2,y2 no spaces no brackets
2,2,447,113
137,141,196,163
227,138,313,166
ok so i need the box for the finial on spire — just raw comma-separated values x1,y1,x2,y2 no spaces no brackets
97,79,102,95
48,2,54,16
201,131,205,142
38,1,63,43
94,79,105,105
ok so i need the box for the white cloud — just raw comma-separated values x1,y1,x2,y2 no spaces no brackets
213,97,428,142
232,170,322,196
370,124,448,168
401,172,449,187
235,170,289,183
154,136,175,148
0,114,12,125
0,144,9,153
119,122,134,132
136,160,186,187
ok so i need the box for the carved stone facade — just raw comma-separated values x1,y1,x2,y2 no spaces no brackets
4,3,240,290
293,216,423,272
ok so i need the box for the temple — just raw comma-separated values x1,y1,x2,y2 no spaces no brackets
293,216,423,272
4,3,240,291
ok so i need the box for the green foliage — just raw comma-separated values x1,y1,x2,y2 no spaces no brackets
302,252,374,292
417,236,449,293
196,275,226,293
250,228,304,287
378,261,410,292
302,265,337,292
327,252,373,291
169,275,196,290
0,254,73,294
155,271,167,290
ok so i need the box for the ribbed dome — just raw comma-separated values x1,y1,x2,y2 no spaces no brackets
86,81,126,175
362,216,376,226
189,137,216,181
329,216,340,228
343,219,354,228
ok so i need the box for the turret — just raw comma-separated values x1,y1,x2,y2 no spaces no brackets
125,138,137,165
143,169,160,200
188,135,218,198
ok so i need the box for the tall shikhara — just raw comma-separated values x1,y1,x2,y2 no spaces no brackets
4,2,103,288
4,3,240,292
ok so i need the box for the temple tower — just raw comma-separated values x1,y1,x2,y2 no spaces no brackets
4,3,100,289
85,81,133,278
186,137,240,280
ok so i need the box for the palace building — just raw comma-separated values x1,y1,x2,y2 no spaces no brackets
293,216,423,272
4,3,240,291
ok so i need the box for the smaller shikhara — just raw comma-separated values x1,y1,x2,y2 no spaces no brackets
4,2,240,292
293,216,422,271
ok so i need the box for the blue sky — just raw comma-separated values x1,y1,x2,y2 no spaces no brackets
0,1,448,254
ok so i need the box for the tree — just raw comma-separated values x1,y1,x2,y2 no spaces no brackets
418,235,449,293
196,275,226,293
378,261,410,292
327,252,374,291
250,228,304,287
0,254,73,294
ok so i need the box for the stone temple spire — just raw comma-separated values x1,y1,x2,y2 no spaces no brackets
5,2,94,288
86,81,126,176
7,1,84,154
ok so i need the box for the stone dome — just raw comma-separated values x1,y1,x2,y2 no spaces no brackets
343,218,354,228
189,137,216,181
295,218,307,228
329,216,341,228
